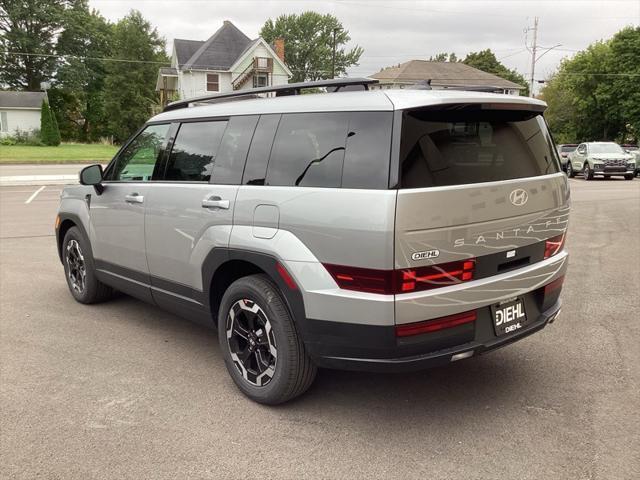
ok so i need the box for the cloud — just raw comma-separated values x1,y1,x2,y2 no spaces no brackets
90,0,638,83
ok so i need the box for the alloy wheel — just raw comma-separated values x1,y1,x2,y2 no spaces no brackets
226,299,277,387
65,239,86,294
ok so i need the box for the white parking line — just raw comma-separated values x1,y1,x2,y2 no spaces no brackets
25,186,46,204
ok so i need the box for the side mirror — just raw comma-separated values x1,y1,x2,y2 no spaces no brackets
79,164,104,194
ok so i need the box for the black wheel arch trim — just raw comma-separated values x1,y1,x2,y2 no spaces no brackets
203,248,309,340
56,213,90,263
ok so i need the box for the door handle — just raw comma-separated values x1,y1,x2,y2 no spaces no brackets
125,193,144,204
202,196,230,209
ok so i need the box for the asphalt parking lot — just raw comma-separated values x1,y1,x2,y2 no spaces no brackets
1,178,639,479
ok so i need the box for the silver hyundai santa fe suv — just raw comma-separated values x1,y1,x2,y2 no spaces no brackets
55,79,569,404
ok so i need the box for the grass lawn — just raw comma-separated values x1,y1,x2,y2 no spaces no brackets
0,143,119,164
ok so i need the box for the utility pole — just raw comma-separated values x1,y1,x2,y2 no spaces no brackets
528,16,538,97
331,28,338,79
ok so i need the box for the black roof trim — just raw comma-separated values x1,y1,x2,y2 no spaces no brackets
163,78,379,112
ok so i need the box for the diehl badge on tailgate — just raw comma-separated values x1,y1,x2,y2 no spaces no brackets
411,249,440,261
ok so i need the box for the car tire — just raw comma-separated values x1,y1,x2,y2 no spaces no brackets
62,227,114,304
567,162,575,178
583,164,594,180
624,174,634,180
218,274,317,405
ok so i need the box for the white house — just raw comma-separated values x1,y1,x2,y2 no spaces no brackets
156,21,292,105
0,91,46,137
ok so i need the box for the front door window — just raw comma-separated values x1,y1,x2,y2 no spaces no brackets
110,124,170,181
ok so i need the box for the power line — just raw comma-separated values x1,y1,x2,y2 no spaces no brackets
4,51,639,77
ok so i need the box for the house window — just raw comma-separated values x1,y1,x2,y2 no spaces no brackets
206,73,219,92
0,111,8,133
253,73,268,88
257,57,269,69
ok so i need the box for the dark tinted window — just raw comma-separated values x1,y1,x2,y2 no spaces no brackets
212,115,258,184
110,124,170,181
165,121,227,181
243,114,281,185
266,113,349,187
560,145,577,153
342,112,393,189
399,108,560,188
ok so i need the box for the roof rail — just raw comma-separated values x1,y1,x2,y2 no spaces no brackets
163,77,379,112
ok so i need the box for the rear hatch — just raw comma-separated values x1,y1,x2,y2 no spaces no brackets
393,102,569,295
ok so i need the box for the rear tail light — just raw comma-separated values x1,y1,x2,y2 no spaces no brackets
322,264,394,294
398,259,475,293
395,310,477,337
544,233,566,259
324,258,476,295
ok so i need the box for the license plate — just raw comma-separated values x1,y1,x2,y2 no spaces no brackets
491,298,528,336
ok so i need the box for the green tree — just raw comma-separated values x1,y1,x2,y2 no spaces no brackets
429,52,458,62
40,99,61,146
102,10,167,142
54,0,113,141
0,0,66,90
606,27,640,141
463,49,529,96
539,71,577,143
541,27,639,142
260,12,363,82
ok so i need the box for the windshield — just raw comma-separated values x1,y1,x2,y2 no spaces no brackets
398,107,560,188
561,145,577,153
590,143,624,154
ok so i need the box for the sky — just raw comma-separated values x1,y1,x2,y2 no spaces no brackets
90,0,640,93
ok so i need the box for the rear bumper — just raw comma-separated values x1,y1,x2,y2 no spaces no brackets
308,300,560,372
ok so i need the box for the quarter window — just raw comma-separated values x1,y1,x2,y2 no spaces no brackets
243,114,281,185
206,74,219,92
110,123,170,181
342,112,393,189
164,121,227,182
211,115,259,184
266,113,349,187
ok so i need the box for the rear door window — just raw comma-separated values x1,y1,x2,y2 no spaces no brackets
266,112,349,188
164,121,227,182
398,107,560,188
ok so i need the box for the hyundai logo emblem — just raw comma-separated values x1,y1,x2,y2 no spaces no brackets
509,189,529,206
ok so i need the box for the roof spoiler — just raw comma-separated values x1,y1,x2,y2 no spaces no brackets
163,78,379,112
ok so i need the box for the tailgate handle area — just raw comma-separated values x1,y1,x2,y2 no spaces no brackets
498,257,530,272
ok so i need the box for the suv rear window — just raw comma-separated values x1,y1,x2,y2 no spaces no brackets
398,106,560,189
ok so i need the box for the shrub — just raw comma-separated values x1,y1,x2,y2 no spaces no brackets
40,100,61,146
9,128,43,146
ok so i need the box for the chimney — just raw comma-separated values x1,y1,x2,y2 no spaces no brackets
274,38,285,62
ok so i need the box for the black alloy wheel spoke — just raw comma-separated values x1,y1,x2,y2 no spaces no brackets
227,300,277,387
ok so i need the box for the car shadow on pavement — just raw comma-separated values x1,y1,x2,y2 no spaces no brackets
101,291,540,419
